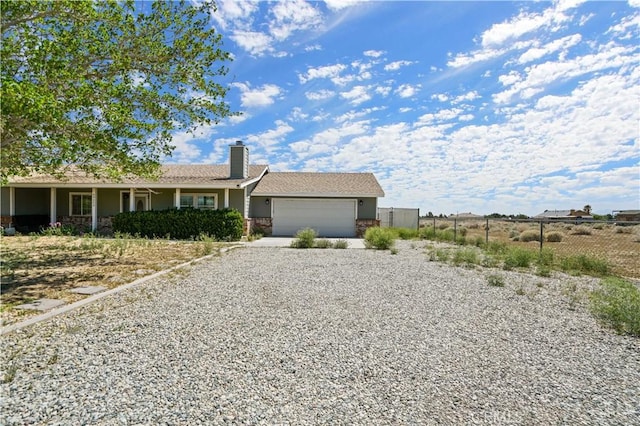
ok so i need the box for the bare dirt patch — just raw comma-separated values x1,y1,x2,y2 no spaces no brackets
1,235,228,326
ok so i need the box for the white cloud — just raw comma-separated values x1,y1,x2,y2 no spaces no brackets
493,44,638,104
210,0,259,31
375,86,392,97
245,120,294,150
448,1,587,68
363,50,385,58
305,89,336,100
289,107,309,121
233,83,282,108
323,0,361,11
305,44,322,51
448,47,506,68
230,31,273,56
453,91,481,103
517,33,582,64
340,85,371,105
334,107,385,124
480,1,584,48
299,63,347,83
384,60,415,71
395,84,420,98
269,0,322,41
498,71,521,87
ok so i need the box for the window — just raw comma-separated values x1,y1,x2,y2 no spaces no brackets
70,193,92,216
180,195,194,209
180,193,217,210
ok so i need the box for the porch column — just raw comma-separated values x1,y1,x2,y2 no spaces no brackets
50,188,57,225
175,188,181,209
9,187,15,217
91,187,98,232
129,187,136,212
224,188,229,208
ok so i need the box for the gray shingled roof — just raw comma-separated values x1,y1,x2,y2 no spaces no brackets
251,172,385,197
8,165,269,186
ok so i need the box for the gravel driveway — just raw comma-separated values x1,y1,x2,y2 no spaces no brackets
1,241,639,425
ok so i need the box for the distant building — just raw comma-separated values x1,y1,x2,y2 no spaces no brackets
614,210,640,223
534,209,593,222
449,212,483,219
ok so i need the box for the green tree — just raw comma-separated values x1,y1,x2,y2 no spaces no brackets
1,0,236,182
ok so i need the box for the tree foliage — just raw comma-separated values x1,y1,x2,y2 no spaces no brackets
1,0,236,182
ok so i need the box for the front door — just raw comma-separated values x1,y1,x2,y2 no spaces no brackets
122,192,149,212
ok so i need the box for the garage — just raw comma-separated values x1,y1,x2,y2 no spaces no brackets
272,198,357,237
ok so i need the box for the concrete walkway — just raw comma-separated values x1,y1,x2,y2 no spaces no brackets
243,237,366,249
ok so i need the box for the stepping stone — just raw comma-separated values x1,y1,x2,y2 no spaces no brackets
70,286,107,295
15,299,65,311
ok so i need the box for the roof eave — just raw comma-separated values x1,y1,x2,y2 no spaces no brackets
251,192,384,198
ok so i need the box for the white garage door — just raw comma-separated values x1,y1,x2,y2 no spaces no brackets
272,199,357,237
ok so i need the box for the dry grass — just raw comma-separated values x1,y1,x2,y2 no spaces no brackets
422,220,640,279
1,235,229,326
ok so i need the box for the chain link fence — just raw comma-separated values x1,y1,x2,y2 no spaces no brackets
418,218,640,279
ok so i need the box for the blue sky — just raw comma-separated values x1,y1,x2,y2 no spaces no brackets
172,0,639,216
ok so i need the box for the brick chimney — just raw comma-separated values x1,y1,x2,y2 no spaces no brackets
229,141,248,179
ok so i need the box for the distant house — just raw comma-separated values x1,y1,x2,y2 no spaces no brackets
534,209,593,222
614,210,640,223
449,212,483,219
0,142,384,237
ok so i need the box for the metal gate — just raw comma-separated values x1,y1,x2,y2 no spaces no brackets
377,207,419,230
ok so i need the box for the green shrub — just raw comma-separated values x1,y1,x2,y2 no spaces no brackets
519,230,541,242
290,228,317,248
590,277,640,336
452,248,480,266
113,208,243,241
486,241,508,255
435,248,450,262
41,223,77,236
396,227,418,240
314,238,333,249
419,227,436,240
471,236,485,247
537,248,555,267
545,231,563,242
333,239,348,249
364,227,396,250
503,247,536,269
487,274,505,287
560,254,610,276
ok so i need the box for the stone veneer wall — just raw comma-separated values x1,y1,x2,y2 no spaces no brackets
251,217,273,236
356,219,380,237
1,216,12,228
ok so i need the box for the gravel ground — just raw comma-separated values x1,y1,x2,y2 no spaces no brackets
1,241,639,425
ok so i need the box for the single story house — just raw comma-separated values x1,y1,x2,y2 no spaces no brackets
614,210,640,223
0,142,384,237
534,209,593,222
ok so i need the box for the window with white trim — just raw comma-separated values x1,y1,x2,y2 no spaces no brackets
180,193,217,210
70,193,92,216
